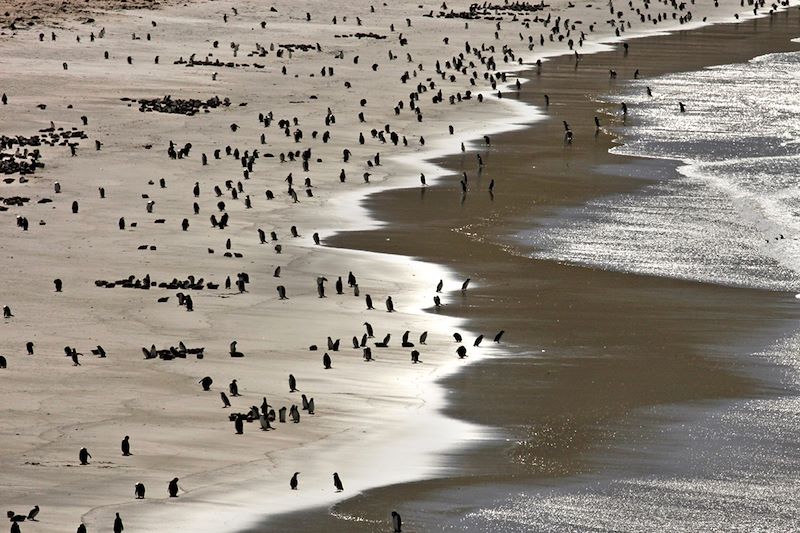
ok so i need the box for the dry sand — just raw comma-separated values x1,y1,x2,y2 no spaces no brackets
0,0,790,531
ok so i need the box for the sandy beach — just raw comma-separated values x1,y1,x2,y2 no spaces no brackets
1,0,797,532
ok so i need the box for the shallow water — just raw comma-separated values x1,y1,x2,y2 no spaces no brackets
520,44,800,291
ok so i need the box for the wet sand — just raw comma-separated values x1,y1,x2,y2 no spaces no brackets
264,9,800,531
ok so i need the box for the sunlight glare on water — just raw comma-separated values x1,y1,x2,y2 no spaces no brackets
517,48,800,291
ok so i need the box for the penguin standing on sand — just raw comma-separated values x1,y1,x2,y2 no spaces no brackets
121,435,131,456
199,376,213,391
323,353,332,369
229,379,240,396
290,472,300,490
168,477,179,497
333,472,344,492
79,447,91,465
386,296,394,312
135,482,145,499
234,414,244,434
113,512,124,533
289,374,298,392
221,391,231,408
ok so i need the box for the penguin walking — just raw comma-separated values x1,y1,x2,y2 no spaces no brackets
168,477,180,497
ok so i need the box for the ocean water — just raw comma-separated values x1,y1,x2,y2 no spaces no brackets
459,330,800,532
517,44,800,292
478,43,800,532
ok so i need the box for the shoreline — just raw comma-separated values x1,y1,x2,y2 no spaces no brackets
298,8,800,531
1,1,798,532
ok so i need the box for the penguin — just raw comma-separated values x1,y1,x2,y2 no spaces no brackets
375,334,391,348
401,331,414,347
221,391,231,408
11,522,20,533
3,305,12,318
229,379,240,396
392,511,402,532
289,374,298,392
121,435,131,456
113,513,124,533
290,405,300,423
364,322,374,337
54,278,63,292
0,356,6,369
323,352,332,369
493,330,505,343
436,279,443,292
453,333,462,342
419,331,428,344
333,472,344,492
411,350,421,364
259,414,273,431
473,335,484,347
335,277,343,294
366,294,374,310
26,506,39,521
26,341,34,355
77,524,87,533
168,477,179,497
461,278,471,291
79,447,91,465
386,296,394,312
135,482,145,499
199,376,213,391
313,232,320,245
456,346,467,358
679,102,686,113
301,394,309,411
290,472,300,490
279,406,287,423
433,295,442,308
234,414,244,434
348,271,357,287
308,398,315,415
277,285,288,299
